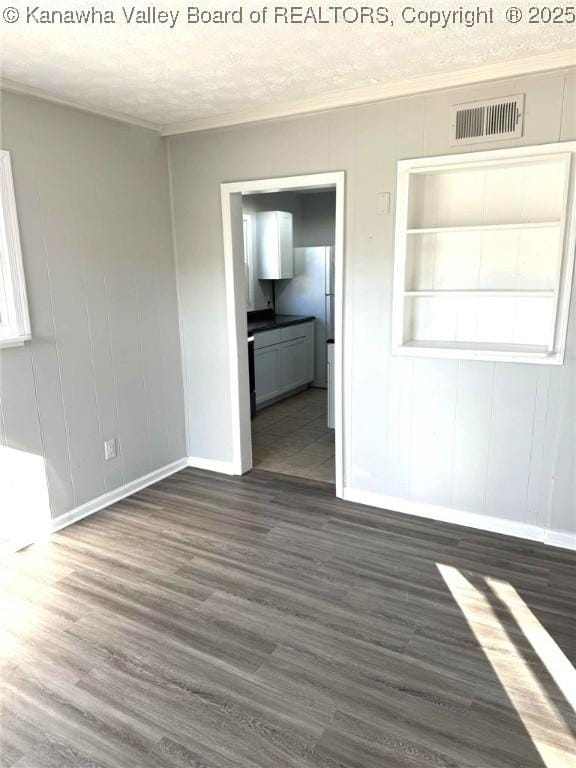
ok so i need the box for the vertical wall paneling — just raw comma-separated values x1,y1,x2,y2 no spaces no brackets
385,356,414,499
0,92,186,525
450,361,495,514
561,68,576,141
0,344,44,458
485,364,540,521
2,94,75,516
328,107,357,487
544,275,576,537
32,100,106,507
386,97,426,498
74,128,125,492
347,102,397,488
169,68,576,540
409,358,459,506
0,386,6,445
525,367,552,526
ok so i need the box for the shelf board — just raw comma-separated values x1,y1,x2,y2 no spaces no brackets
404,289,555,298
400,340,550,356
406,222,560,235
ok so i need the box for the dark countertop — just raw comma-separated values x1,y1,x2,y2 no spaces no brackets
248,313,315,334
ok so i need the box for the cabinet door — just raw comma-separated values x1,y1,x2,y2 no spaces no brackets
278,212,294,278
255,344,281,406
280,337,307,393
256,212,279,279
256,211,293,279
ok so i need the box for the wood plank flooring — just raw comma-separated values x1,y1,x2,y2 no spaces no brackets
1,467,575,768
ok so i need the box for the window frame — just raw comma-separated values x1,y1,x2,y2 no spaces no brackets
0,150,31,348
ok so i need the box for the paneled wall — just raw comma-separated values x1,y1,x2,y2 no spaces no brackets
0,92,186,529
169,68,575,540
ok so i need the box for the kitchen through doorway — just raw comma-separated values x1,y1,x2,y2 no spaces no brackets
220,172,345,494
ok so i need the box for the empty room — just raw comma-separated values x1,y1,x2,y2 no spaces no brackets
1,3,575,767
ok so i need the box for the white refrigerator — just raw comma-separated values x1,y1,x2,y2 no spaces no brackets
275,246,334,388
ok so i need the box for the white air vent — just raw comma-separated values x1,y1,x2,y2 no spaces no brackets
450,94,524,145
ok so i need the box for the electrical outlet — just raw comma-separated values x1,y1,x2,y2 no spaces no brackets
104,438,117,461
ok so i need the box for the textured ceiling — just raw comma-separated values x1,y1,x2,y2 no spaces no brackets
1,0,574,128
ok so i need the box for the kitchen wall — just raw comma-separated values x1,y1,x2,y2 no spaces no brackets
299,191,336,247
169,67,576,542
242,189,336,309
0,91,186,539
242,191,304,310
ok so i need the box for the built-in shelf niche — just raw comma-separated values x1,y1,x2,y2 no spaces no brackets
393,143,576,364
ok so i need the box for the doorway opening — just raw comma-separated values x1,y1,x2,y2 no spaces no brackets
221,172,345,496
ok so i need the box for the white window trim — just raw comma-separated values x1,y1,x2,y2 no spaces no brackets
392,141,576,365
0,151,31,348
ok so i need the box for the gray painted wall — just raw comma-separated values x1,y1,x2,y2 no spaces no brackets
0,92,186,528
299,191,336,247
169,68,576,538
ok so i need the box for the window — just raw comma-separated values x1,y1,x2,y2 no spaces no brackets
0,151,30,348
392,142,576,365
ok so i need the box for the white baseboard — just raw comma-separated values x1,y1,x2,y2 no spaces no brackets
2,458,189,555
187,456,238,475
51,458,189,534
342,487,576,551
545,529,576,550
4,456,240,556
7,461,572,556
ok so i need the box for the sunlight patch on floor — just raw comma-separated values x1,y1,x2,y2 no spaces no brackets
0,445,51,555
438,563,576,768
486,576,576,714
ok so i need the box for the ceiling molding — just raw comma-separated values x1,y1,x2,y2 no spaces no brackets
162,48,576,136
0,78,161,132
1,49,573,137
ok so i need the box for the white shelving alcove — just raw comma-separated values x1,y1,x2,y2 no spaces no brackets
392,142,576,364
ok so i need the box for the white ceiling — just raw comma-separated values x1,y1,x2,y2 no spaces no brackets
1,0,574,132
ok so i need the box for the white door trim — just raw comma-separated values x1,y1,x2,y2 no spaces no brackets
220,171,346,496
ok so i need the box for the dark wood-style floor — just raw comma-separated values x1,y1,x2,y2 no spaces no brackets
1,468,575,768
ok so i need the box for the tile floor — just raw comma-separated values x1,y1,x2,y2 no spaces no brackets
251,388,335,483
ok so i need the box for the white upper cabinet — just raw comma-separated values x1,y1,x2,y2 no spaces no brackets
392,142,576,365
256,211,294,279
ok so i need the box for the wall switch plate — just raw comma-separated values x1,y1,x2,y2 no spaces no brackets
104,438,117,461
377,192,391,215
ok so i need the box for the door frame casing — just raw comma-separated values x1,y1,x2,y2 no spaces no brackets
220,171,346,497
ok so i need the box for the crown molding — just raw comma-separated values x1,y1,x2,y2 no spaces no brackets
0,77,161,132
1,48,573,137
162,48,576,136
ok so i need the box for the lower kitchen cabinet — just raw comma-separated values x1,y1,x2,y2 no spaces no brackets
280,337,307,393
254,322,314,408
254,344,281,405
